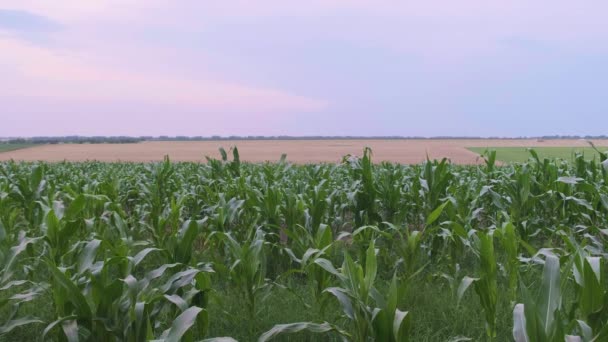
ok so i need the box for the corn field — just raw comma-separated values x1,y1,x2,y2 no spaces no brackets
1,147,608,341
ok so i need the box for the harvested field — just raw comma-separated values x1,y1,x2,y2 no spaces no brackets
1,139,607,164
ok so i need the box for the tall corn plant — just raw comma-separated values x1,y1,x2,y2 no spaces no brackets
144,157,175,240
571,251,608,333
0,232,45,336
260,241,411,342
497,221,520,305
588,141,608,181
283,223,335,310
205,147,241,178
513,248,608,342
376,163,406,224
383,223,425,292
344,148,381,227
458,231,498,339
43,237,216,341
3,164,47,228
211,228,271,317
513,253,562,342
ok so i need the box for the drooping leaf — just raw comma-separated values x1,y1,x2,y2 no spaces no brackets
161,306,204,342
457,276,478,306
258,322,349,342
393,309,411,342
512,304,529,342
0,317,43,335
324,287,354,320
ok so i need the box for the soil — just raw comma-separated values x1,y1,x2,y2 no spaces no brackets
1,139,606,164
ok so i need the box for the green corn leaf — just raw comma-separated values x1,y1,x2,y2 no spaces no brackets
512,304,529,342
62,319,79,342
426,201,448,226
576,320,593,341
0,316,43,335
42,315,78,341
539,255,561,337
176,220,200,264
47,264,92,320
0,280,29,291
579,257,604,319
557,177,583,185
219,147,228,162
2,236,40,283
364,240,377,292
164,294,189,312
324,287,354,320
158,306,204,342
457,276,478,306
131,248,162,268
64,194,86,220
78,239,101,274
314,258,342,279
371,307,390,341
393,309,411,342
258,322,349,342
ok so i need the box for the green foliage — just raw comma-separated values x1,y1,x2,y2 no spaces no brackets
212,228,270,316
263,241,412,341
458,231,498,339
0,144,34,153
468,146,608,163
1,147,608,341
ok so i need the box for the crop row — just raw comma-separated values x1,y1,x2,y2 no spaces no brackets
1,147,608,341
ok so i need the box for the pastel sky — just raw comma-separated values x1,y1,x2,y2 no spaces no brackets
1,1,607,137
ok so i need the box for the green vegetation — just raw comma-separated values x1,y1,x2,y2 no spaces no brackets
0,144,34,153
468,146,607,163
2,147,608,341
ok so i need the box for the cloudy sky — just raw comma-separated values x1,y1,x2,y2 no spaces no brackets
1,1,607,137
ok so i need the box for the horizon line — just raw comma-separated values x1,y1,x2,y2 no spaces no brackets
2,135,607,141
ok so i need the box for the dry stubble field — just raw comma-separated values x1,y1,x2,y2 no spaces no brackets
1,139,607,164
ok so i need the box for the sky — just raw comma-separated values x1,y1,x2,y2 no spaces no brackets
1,1,607,137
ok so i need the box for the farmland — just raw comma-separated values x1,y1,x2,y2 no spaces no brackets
1,147,608,341
468,147,606,163
2,139,608,164
0,144,34,154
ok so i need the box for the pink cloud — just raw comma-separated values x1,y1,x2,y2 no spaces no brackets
0,37,326,112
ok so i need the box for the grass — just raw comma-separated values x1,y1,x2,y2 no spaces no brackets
467,146,606,163
0,144,34,153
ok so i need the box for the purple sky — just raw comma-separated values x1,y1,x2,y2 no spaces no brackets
1,1,607,137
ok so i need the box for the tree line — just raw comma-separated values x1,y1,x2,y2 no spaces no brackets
1,135,607,145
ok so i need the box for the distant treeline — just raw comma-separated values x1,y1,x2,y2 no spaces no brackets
3,136,143,144
1,135,607,144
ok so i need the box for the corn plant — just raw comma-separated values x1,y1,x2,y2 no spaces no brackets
458,231,498,339
571,251,608,333
283,223,335,310
497,221,520,305
42,239,216,341
0,232,45,335
1,147,608,340
261,241,411,341
513,253,569,342
211,228,271,317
